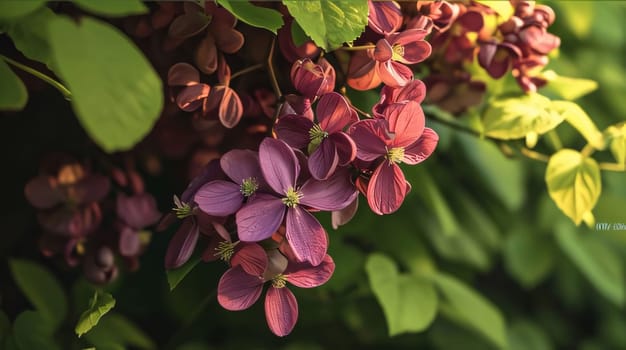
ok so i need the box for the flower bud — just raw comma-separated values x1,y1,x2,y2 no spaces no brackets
290,58,332,100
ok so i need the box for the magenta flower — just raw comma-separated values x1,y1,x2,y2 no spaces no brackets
275,92,358,180
236,138,357,265
373,29,432,87
368,0,403,35
373,79,427,118
349,101,438,214
217,245,335,336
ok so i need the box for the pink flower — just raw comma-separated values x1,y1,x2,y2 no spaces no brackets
275,92,358,180
349,101,438,214
290,58,336,100
373,29,432,87
373,79,427,118
368,0,403,35
236,138,357,265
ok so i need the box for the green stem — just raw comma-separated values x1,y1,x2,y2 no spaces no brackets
1,55,72,100
520,147,550,163
266,38,282,98
546,130,563,151
581,143,595,158
598,162,625,172
230,63,264,80
338,44,376,51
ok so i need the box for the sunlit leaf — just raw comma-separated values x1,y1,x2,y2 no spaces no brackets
0,0,46,19
217,0,283,34
166,254,201,291
605,122,626,165
545,149,601,225
73,0,147,16
551,100,604,150
283,0,368,50
0,59,27,111
75,291,116,337
541,70,598,101
9,259,68,330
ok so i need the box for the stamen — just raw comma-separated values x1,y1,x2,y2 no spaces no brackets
214,241,239,261
271,274,287,288
386,147,405,164
240,177,259,197
281,187,302,208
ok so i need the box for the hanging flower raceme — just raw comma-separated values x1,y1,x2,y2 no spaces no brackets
349,101,438,214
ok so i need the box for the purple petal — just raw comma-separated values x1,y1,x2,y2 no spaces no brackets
286,207,327,266
331,196,358,229
265,287,298,337
24,176,63,209
194,180,243,216
274,115,314,150
398,40,432,64
349,119,388,161
376,60,413,88
368,0,403,35
300,167,357,211
259,138,299,194
286,254,335,288
386,101,425,148
330,132,357,165
168,12,209,39
119,226,141,257
231,243,268,276
220,149,262,185
308,138,339,181
116,193,161,229
346,49,382,91
367,162,408,215
181,159,223,203
165,218,199,269
217,265,264,311
236,194,285,242
395,79,427,104
73,174,111,204
316,92,354,134
403,128,439,164
374,38,393,62
167,62,200,87
176,84,210,112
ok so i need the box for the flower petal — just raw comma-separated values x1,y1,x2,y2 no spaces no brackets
308,138,339,180
119,226,141,257
346,49,382,91
398,40,432,64
286,254,335,288
181,159,223,203
376,60,413,88
218,265,264,311
220,149,262,186
286,207,327,266
316,92,354,134
194,180,243,216
116,193,161,229
367,162,409,215
331,196,358,229
300,167,357,211
164,218,199,269
262,249,289,281
274,115,314,150
24,176,62,209
167,62,200,87
195,34,218,74
168,12,209,39
236,194,285,242
386,101,425,147
368,0,403,35
330,132,357,165
265,287,298,337
176,84,210,112
231,242,268,276
349,119,388,161
374,38,393,62
395,79,427,104
259,138,299,194
403,127,439,165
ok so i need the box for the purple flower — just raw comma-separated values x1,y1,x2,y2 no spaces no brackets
368,0,403,35
290,58,336,100
373,79,427,118
373,29,432,87
275,92,358,180
236,138,357,266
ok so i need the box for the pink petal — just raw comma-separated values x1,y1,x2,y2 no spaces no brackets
316,92,354,134
119,226,141,257
168,12,209,39
218,86,243,129
218,265,264,311
24,176,62,209
376,60,413,88
274,115,314,150
308,138,338,181
176,84,210,112
368,0,403,35
398,40,432,65
167,62,200,87
367,162,409,215
389,28,429,44
386,101,425,147
231,243,268,276
330,132,357,165
164,218,199,269
286,254,335,288
259,138,299,194
395,79,427,104
300,167,357,211
374,38,393,62
194,180,243,216
220,149,262,185
236,194,285,242
265,287,298,337
331,196,358,229
346,49,382,91
349,119,388,161
403,127,439,164
286,207,327,266
116,193,161,229
195,34,218,74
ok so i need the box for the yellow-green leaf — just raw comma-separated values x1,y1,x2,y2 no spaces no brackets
552,100,604,150
540,70,598,100
545,149,602,225
0,0,46,20
75,291,116,337
605,122,626,165
217,0,284,34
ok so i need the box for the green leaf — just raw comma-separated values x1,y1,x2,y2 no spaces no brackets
0,58,27,110
48,17,163,153
75,291,116,337
365,253,399,335
508,320,552,350
290,20,309,47
540,70,598,100
0,310,10,346
483,93,564,140
84,313,155,350
555,222,625,307
503,228,555,288
545,149,602,225
0,0,46,20
552,100,604,150
166,254,202,291
217,0,284,34
605,122,626,165
282,0,368,51
2,7,57,68
9,259,68,329
13,311,60,350
434,273,507,349
73,0,148,16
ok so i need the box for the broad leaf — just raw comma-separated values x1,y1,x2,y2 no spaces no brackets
552,100,604,150
483,93,563,140
365,253,399,335
84,313,155,350
9,259,68,329
605,122,626,166
541,70,598,101
217,0,284,34
48,17,163,153
0,310,10,346
282,0,368,51
503,228,555,288
2,7,56,68
0,0,46,19
556,222,625,307
166,254,201,291
73,0,148,16
13,311,60,350
0,59,27,110
75,291,116,337
434,273,507,349
508,320,552,350
545,149,601,225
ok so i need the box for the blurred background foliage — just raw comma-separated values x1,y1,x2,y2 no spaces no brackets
1,1,625,349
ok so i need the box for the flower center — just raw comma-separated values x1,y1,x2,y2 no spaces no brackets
386,147,405,164
173,202,193,219
240,177,259,197
391,44,404,61
309,124,328,143
214,241,239,261
281,187,301,208
271,274,287,288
